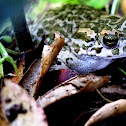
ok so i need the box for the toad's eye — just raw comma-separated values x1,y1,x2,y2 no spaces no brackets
102,33,119,48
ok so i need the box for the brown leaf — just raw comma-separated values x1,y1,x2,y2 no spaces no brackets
19,33,64,98
34,32,65,97
0,103,9,126
41,32,65,77
37,74,109,108
36,69,79,96
1,79,48,126
85,99,126,126
19,58,42,97
10,54,25,84
122,0,126,15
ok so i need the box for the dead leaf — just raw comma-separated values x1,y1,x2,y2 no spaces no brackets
122,0,126,15
19,58,42,97
34,32,65,97
19,33,64,98
24,35,45,71
10,54,25,84
36,69,79,97
0,103,9,126
37,74,109,108
1,79,48,126
85,99,126,126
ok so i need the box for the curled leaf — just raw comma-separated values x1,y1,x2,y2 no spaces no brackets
1,79,48,126
0,103,9,126
19,58,42,97
9,54,25,84
37,74,109,108
34,32,65,97
19,33,64,97
85,99,126,126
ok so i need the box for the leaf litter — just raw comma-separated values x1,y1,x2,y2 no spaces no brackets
0,32,126,126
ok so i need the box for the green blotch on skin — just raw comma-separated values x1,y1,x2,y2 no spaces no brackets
112,48,119,55
116,17,126,29
53,59,62,65
74,48,80,53
94,47,103,53
53,10,59,15
82,44,87,50
37,29,44,36
72,43,79,48
109,16,120,22
49,20,55,25
67,24,73,33
123,46,126,52
33,39,39,45
66,58,73,64
123,28,126,33
48,39,54,45
49,33,55,40
42,20,49,26
72,43,80,53
82,44,93,50
56,14,67,20
75,32,91,42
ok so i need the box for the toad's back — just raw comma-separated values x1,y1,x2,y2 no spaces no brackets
30,4,126,74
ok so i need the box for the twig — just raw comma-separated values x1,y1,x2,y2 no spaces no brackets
96,89,113,103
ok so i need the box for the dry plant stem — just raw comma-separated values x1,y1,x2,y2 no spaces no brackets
96,89,113,103
85,99,126,126
37,74,109,108
34,32,65,97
